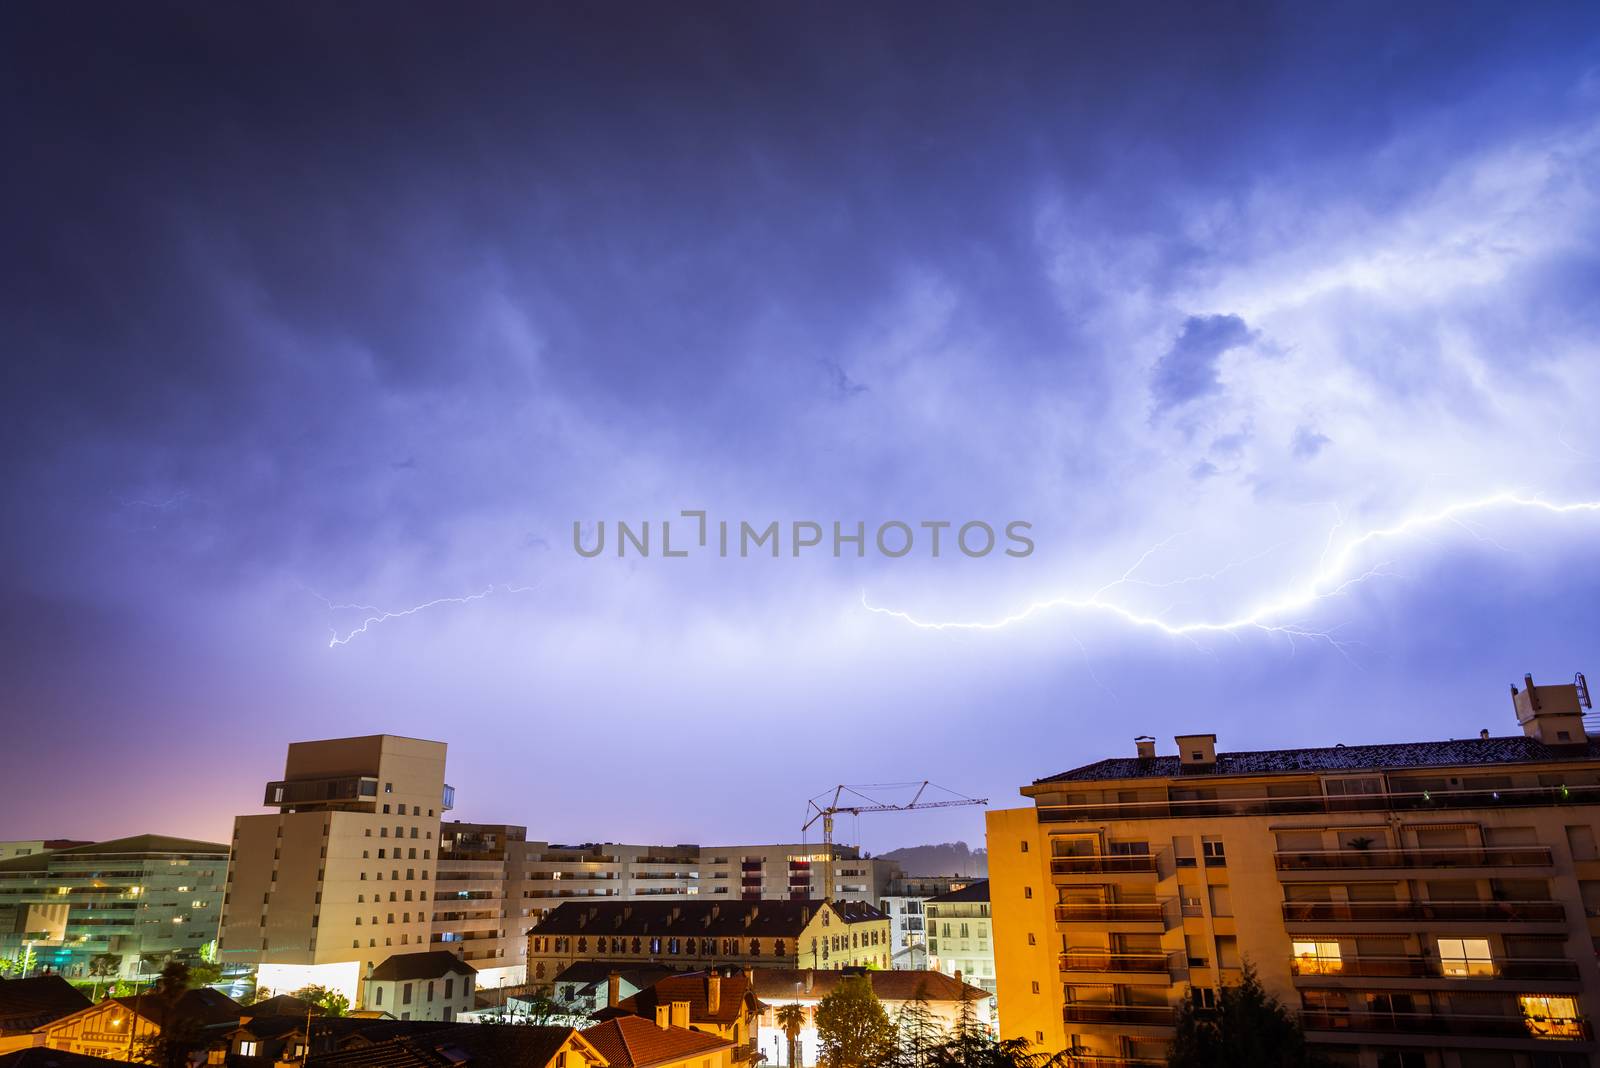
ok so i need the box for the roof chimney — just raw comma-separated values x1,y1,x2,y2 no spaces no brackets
1175,734,1217,770
1135,736,1156,759
1511,673,1587,747
655,1005,670,1029
670,1000,690,1030
706,971,722,1014
607,970,621,1008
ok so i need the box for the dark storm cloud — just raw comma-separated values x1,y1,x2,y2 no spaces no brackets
1292,426,1332,459
3,1,1600,840
1150,314,1256,411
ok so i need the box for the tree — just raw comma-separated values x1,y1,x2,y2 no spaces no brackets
134,961,202,1068
776,1003,807,1067
1168,964,1325,1068
891,984,941,1068
293,984,350,1017
814,975,896,1068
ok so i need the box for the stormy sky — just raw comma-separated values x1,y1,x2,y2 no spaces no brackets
4,2,1600,852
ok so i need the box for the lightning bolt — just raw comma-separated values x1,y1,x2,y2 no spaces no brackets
308,584,536,647
862,492,1600,642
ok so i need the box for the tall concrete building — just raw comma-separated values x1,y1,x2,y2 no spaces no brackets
0,835,227,978
989,673,1600,1068
218,735,454,1006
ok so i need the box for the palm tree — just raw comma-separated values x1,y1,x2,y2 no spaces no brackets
88,954,120,1000
776,1004,807,1067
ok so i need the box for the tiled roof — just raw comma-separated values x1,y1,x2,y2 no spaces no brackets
747,968,987,1005
310,1024,584,1067
926,881,989,904
1037,735,1600,783
532,899,884,938
0,976,91,1033
0,1049,130,1067
244,993,325,1018
112,987,242,1028
368,951,477,982
580,1016,732,1068
607,971,762,1026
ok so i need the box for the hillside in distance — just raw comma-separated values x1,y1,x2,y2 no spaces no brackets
877,841,987,877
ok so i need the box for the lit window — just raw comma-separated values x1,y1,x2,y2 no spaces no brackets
1292,941,1342,974
1520,995,1583,1037
1437,937,1493,977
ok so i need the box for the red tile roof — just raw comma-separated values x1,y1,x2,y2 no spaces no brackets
607,971,762,1027
581,1016,733,1068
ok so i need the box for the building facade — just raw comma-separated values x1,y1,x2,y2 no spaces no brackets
362,949,476,1022
218,735,455,1006
880,875,973,970
989,673,1600,1068
0,835,227,978
526,900,891,987
925,882,995,999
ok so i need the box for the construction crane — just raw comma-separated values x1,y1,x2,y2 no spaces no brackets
803,782,988,902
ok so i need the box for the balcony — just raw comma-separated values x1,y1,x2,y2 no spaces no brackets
1063,1005,1177,1027
1037,783,1600,824
1051,855,1159,876
1275,846,1553,872
1281,900,1564,924
263,776,378,807
1055,903,1165,925
1060,950,1172,973
1290,956,1580,982
1302,1010,1590,1041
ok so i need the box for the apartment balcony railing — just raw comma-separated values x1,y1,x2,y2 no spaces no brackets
1055,903,1165,924
1074,1059,1166,1068
1037,783,1600,824
1060,950,1173,973
1051,855,1159,875
1301,1010,1590,1040
1282,900,1564,924
1275,846,1553,871
1290,956,1581,981
1062,1005,1177,1027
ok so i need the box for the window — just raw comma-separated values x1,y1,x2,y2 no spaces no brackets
402,983,412,1005
1023,886,1033,899
1031,981,1040,994
1201,838,1226,865
1520,995,1584,1037
1292,941,1342,974
1027,933,1036,945
1438,937,1493,977
374,987,383,1006
239,1042,258,1057
1020,840,1029,853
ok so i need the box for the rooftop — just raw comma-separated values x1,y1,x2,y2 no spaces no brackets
581,1015,732,1068
531,898,884,938
604,971,761,1026
0,977,91,1034
1037,734,1600,785
926,880,989,904
747,968,988,1004
368,951,478,982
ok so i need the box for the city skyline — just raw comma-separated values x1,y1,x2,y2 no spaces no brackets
6,3,1600,847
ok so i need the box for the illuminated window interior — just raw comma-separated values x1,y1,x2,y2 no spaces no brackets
1438,937,1493,977
1292,941,1342,973
1520,995,1583,1038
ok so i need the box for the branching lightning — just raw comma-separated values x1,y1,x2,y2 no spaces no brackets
862,492,1600,645
309,584,536,647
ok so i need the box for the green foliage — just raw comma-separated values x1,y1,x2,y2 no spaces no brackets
1168,964,1325,1068
891,985,942,1068
776,1003,807,1067
185,962,222,989
293,984,350,1017
815,975,897,1068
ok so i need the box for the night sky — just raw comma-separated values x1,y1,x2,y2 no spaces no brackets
4,3,1600,852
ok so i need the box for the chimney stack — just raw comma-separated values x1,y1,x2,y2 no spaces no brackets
804,971,813,995
655,1005,670,1029
1175,734,1217,770
607,970,621,1008
670,1000,690,1030
707,971,722,1015
1135,736,1156,759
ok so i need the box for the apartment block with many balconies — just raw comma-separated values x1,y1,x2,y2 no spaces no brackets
989,672,1600,1068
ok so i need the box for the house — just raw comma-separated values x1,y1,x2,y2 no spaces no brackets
305,1024,605,1066
0,977,91,1054
527,900,890,986
363,952,476,1022
35,988,241,1062
581,1015,736,1068
747,968,991,1067
546,963,674,1016
923,881,994,997
596,970,762,1058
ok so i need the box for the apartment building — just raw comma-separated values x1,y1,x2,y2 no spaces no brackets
0,842,88,863
526,899,891,986
882,875,974,969
434,822,531,989
218,735,455,1007
926,882,995,998
989,673,1600,1068
0,835,227,978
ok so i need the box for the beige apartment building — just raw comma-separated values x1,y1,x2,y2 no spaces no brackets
218,735,455,1006
989,673,1600,1068
926,881,996,998
526,899,891,986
